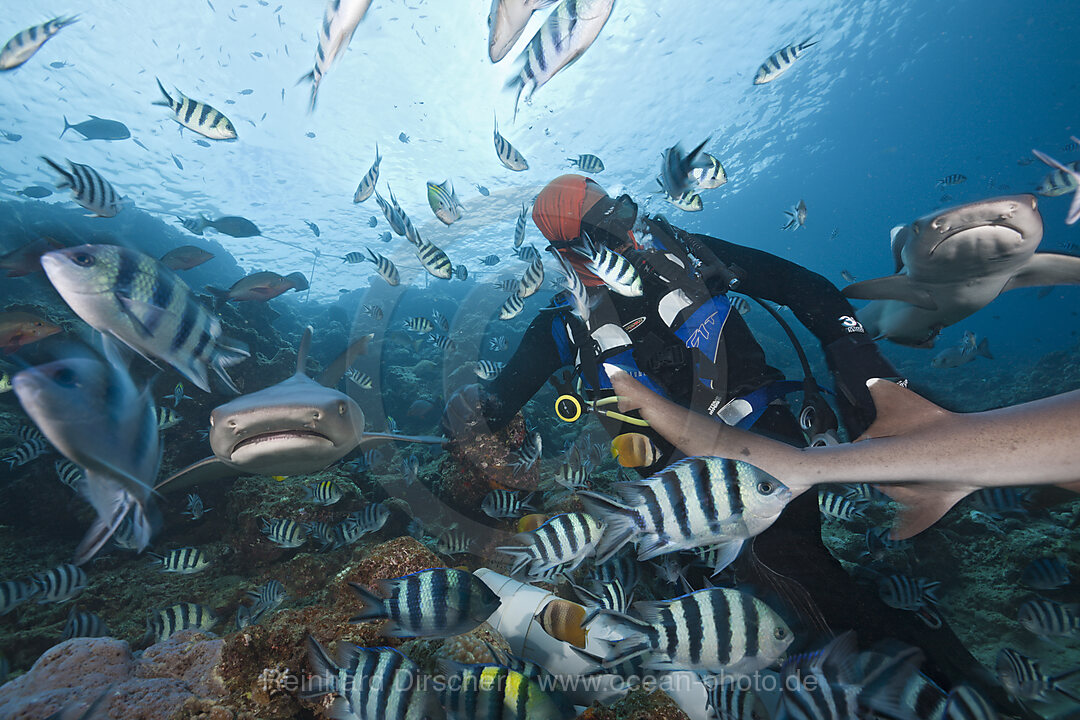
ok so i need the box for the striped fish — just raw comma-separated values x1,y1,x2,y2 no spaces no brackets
506,0,616,118
184,493,210,520
432,309,450,331
413,240,454,280
1018,598,1080,638
482,489,536,519
691,153,728,189
943,686,1000,720
588,588,793,675
775,632,867,720
345,368,373,389
439,662,575,720
5,436,49,468
667,190,703,212
554,462,589,491
343,251,365,264
404,317,434,333
454,264,469,281
753,38,818,85
499,293,525,320
708,680,767,720
487,0,561,63
495,277,521,292
0,16,78,71
304,636,439,719
970,487,1032,515
517,257,545,297
333,503,390,548
375,190,408,236
55,460,83,491
549,247,592,324
1020,556,1071,590
936,173,968,188
877,574,942,628
363,303,384,319
428,334,456,352
482,254,501,266
246,579,287,612
60,607,110,640
818,490,866,521
39,244,249,393
146,602,218,643
153,80,236,140
489,336,509,352
515,245,541,262
427,180,464,225
34,564,86,603
1033,149,1080,224
41,157,124,217
571,578,632,615
353,144,381,203
514,203,528,247
437,528,474,556
156,406,182,431
402,453,420,486
589,551,639,590
580,457,791,572
149,546,210,574
659,138,710,201
496,512,604,580
510,430,542,474
304,521,336,551
1,579,37,614
494,113,529,171
261,518,306,548
304,479,343,505
301,0,373,111
349,567,502,638
364,247,400,286
574,232,642,296
996,648,1080,704
474,360,505,380
569,154,605,173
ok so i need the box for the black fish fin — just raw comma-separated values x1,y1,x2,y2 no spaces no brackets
316,333,373,386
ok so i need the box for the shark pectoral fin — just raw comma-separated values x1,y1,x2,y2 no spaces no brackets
154,456,235,492
316,333,373,386
1058,480,1080,494
842,276,938,310
1002,253,1080,292
856,379,951,440
875,484,974,540
360,432,447,446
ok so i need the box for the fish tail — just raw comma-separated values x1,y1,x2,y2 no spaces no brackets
152,78,173,108
495,545,536,577
300,634,340,698
40,156,72,187
976,337,993,360
578,491,639,565
506,73,527,122
800,37,819,50
60,116,71,139
347,582,388,623
297,70,319,113
210,336,250,394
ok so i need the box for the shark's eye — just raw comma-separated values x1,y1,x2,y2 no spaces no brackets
209,415,214,427
312,411,321,420
1031,196,1038,211
338,402,347,415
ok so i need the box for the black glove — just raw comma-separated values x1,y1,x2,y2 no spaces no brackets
824,332,903,438
440,383,486,439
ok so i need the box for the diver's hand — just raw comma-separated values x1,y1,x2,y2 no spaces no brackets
441,383,485,439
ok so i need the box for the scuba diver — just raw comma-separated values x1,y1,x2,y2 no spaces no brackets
442,174,1012,707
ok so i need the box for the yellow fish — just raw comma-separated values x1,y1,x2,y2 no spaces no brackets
610,432,661,468
534,599,589,648
516,514,548,533
272,475,287,482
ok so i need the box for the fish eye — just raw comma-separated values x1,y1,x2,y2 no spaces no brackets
51,367,77,387
757,481,774,495
71,252,95,267
338,402,347,416
774,627,787,640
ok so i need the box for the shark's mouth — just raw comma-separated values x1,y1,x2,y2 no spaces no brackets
231,429,333,454
929,221,1023,256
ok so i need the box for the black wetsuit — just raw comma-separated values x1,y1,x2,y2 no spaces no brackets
469,219,1013,707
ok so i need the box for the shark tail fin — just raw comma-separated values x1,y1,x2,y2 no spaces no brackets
975,337,993,360
855,379,951,441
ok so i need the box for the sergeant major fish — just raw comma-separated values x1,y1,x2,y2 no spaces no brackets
487,0,559,62
753,38,818,84
494,113,529,171
153,79,237,140
40,244,249,393
41,157,125,217
301,0,373,111
353,144,380,203
569,154,604,173
506,0,616,118
0,16,78,70
496,512,604,581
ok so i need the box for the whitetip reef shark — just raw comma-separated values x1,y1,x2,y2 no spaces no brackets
842,194,1080,346
157,327,445,491
602,363,1080,540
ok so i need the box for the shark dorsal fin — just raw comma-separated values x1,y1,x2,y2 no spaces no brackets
317,333,374,387
856,379,950,441
295,326,314,376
